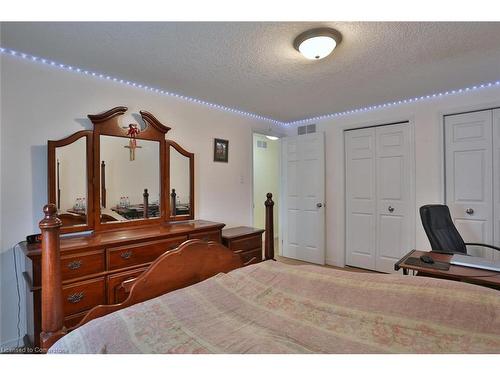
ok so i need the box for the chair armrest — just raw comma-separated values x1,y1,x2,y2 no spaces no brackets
465,243,500,252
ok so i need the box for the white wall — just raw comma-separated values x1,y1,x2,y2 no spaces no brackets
285,86,500,267
0,55,276,348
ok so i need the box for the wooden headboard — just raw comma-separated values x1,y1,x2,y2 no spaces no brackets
38,193,275,351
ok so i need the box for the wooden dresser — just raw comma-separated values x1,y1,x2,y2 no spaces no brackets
222,226,265,265
21,220,224,347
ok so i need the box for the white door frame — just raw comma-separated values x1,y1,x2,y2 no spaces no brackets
341,119,416,270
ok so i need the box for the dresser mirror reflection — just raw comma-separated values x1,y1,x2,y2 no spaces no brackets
167,140,194,221
48,131,94,233
100,135,161,223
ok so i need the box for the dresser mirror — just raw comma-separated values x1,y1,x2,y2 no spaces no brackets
99,135,161,223
167,140,194,221
48,131,94,233
48,107,200,233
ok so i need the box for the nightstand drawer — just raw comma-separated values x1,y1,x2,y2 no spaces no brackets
239,248,262,265
189,230,221,242
60,250,105,281
231,235,262,252
62,277,105,316
107,236,187,270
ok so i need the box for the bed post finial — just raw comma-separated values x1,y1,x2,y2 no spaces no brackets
39,204,66,352
264,193,275,261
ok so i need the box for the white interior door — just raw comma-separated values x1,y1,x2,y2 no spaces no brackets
494,109,500,261
345,122,414,273
445,110,494,260
281,132,325,264
345,128,376,270
375,124,413,273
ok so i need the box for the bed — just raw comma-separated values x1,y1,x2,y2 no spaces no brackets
38,199,499,354
49,259,500,354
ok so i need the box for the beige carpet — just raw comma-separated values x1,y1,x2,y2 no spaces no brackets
275,254,375,273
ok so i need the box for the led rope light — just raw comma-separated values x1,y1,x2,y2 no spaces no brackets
286,82,500,127
2,46,500,128
0,46,284,126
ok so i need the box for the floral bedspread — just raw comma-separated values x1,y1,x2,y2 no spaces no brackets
50,260,500,353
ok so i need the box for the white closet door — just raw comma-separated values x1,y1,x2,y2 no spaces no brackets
375,123,413,273
445,110,494,260
493,109,500,261
345,128,377,270
281,133,326,264
346,123,413,273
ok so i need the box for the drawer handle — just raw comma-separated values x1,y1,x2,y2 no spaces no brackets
120,250,133,260
67,292,85,304
67,260,82,270
168,244,178,250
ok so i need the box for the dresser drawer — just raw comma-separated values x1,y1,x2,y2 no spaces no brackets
107,267,147,304
189,230,221,242
107,236,187,270
60,250,105,281
64,310,88,330
239,248,262,265
230,235,262,252
62,277,105,316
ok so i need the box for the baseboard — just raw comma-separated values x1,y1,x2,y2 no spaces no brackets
326,258,344,268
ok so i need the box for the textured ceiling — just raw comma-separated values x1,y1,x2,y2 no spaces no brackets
3,22,500,122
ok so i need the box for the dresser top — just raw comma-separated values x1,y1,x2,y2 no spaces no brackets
22,220,225,256
222,226,265,240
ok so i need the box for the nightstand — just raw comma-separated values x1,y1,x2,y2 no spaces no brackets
222,226,265,265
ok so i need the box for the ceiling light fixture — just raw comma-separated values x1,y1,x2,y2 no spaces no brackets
265,135,279,141
293,28,342,60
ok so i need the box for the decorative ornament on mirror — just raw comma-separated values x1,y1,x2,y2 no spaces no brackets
124,124,141,161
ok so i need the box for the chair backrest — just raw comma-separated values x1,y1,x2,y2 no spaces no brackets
419,204,467,254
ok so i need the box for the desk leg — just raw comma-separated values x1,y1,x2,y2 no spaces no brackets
403,269,408,275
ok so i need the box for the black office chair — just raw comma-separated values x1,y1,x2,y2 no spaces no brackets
419,204,500,255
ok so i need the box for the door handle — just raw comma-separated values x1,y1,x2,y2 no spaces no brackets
388,206,394,213
316,203,323,208
465,208,474,215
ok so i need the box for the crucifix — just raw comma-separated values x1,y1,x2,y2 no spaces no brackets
124,124,142,161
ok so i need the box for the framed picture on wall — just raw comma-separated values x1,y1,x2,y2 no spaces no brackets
213,138,229,163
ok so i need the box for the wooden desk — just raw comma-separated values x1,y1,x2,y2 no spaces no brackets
395,250,500,290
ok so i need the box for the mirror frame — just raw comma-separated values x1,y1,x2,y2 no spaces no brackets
47,107,197,233
88,106,171,231
47,130,94,234
166,140,195,221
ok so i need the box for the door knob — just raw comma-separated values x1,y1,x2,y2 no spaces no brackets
316,203,323,208
465,208,474,215
388,206,394,213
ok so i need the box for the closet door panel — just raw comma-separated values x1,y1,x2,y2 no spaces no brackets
445,110,494,259
493,109,500,261
375,123,412,273
345,128,376,270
